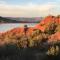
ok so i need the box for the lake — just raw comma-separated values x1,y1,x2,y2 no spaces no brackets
0,23,38,32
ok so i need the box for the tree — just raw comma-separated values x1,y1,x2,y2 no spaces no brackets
46,45,59,56
24,25,28,35
45,22,57,34
55,25,60,32
31,29,42,37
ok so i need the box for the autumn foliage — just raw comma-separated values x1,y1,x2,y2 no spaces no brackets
0,15,60,56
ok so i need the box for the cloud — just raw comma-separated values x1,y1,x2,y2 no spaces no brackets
0,1,59,17
0,0,6,4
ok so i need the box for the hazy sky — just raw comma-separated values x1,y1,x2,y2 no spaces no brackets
0,0,60,17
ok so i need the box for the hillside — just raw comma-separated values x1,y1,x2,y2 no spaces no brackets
0,15,59,41
0,16,20,23
0,15,60,56
0,16,43,23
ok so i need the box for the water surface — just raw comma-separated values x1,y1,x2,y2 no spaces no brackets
0,23,38,32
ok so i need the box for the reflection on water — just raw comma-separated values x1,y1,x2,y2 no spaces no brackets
0,23,37,32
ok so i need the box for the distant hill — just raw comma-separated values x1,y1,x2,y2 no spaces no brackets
0,16,20,23
0,16,43,23
7,17,43,23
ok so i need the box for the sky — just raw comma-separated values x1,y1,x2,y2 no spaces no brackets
0,0,60,17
